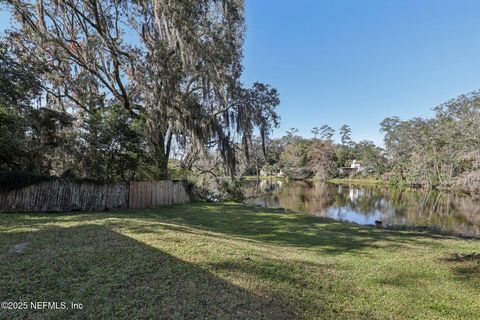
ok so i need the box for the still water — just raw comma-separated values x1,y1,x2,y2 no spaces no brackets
244,180,480,236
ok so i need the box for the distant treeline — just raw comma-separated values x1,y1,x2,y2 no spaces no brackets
243,125,386,180
245,91,480,193
380,91,480,193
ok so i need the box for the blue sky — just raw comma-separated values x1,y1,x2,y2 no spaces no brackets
2,1,480,145
242,0,480,144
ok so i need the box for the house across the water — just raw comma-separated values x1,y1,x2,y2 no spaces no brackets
338,159,363,176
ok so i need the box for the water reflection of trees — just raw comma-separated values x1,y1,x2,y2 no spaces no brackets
383,188,480,236
242,180,284,199
245,181,480,236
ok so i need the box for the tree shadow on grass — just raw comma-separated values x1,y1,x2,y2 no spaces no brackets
442,253,480,291
0,202,469,258
123,203,458,255
0,224,296,320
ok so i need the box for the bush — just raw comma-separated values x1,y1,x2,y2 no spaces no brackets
0,170,53,191
217,178,245,201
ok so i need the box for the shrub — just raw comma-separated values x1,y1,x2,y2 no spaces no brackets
0,170,53,191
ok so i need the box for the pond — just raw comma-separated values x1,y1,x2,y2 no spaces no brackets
244,180,480,237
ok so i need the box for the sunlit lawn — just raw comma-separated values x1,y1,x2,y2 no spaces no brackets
328,178,388,187
1,202,479,319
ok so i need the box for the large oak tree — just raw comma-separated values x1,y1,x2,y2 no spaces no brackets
5,0,279,178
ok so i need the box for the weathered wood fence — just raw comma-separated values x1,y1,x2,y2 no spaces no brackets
0,180,189,213
129,181,189,209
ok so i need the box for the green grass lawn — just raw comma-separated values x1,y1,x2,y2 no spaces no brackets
1,202,479,319
328,178,388,187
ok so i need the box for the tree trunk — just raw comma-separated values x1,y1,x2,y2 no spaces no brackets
146,118,170,180
154,148,169,180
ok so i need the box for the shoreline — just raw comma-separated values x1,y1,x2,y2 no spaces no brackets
328,178,477,196
243,176,478,196
327,178,388,187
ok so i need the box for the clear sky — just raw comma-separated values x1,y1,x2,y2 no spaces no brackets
2,1,480,145
242,0,480,144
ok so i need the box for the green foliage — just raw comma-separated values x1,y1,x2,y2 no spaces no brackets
78,105,147,181
307,139,337,179
0,170,52,191
380,90,480,189
244,124,389,182
335,145,352,167
0,43,41,108
26,108,75,174
167,162,193,181
217,178,245,201
280,137,313,179
319,124,335,141
0,43,41,170
353,140,388,176
0,49,150,181
0,105,25,170
339,124,353,146
0,46,76,174
4,0,279,182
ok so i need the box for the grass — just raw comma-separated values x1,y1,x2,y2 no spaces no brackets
242,175,285,181
328,178,388,187
1,202,479,319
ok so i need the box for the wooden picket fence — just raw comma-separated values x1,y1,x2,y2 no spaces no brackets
0,180,189,213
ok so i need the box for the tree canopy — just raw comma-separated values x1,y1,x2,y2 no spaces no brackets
381,90,480,191
2,0,280,180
